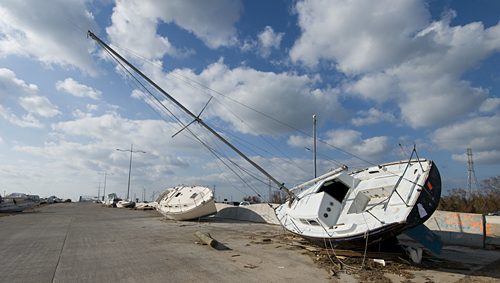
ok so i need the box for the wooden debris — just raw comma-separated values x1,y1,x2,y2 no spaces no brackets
194,231,218,249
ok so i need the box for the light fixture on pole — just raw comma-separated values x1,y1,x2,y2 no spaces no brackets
116,144,146,200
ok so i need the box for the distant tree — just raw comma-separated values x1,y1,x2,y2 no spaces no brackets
242,196,262,203
269,190,287,204
438,175,500,213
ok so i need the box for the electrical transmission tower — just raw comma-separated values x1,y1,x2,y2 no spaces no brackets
466,148,479,199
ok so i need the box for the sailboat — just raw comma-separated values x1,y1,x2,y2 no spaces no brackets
155,185,217,220
116,199,135,208
87,31,441,249
275,152,441,249
0,193,39,213
104,193,120,207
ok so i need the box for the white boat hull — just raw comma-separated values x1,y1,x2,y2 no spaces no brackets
0,193,38,213
116,200,135,208
156,186,217,221
275,159,441,249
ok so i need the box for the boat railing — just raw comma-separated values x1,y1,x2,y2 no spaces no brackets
365,146,429,218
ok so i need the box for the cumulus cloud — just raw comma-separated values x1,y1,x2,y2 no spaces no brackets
351,108,397,126
56,78,102,100
290,0,500,129
288,129,392,161
106,0,242,63
0,0,100,75
0,68,59,127
430,114,500,164
50,113,202,157
452,150,500,165
242,26,284,58
145,59,347,135
479,97,500,113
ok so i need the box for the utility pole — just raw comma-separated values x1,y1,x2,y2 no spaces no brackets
138,185,146,202
117,144,146,200
94,181,101,201
98,171,113,201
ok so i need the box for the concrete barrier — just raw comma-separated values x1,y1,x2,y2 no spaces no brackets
214,203,280,225
485,216,500,247
423,211,485,247
212,204,500,248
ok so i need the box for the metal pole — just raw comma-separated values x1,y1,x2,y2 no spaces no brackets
99,171,113,201
127,144,133,200
117,144,146,200
313,115,317,178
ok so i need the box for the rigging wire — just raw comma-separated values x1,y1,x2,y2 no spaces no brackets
103,38,374,169
97,40,275,198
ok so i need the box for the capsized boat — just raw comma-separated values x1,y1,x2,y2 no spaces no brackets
0,193,39,213
275,154,441,250
87,31,441,248
155,186,216,221
116,199,135,208
105,193,120,207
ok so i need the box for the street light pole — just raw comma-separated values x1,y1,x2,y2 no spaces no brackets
117,144,146,200
98,171,114,201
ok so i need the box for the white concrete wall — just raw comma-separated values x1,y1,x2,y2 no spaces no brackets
423,211,485,247
214,203,280,225
485,216,500,246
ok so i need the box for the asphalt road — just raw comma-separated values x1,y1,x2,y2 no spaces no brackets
0,202,331,283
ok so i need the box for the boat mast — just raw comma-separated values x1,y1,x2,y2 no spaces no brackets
87,31,298,202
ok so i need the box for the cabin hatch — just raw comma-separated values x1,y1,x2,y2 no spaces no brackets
317,179,350,203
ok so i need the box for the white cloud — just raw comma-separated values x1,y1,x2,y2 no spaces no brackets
452,150,500,165
290,0,431,72
351,108,397,126
290,0,500,129
18,96,61,117
241,26,284,58
430,114,500,164
56,78,102,100
0,106,44,128
50,113,202,157
87,104,99,112
288,129,392,161
146,59,347,136
479,97,500,113
0,0,100,75
106,0,242,63
0,68,59,127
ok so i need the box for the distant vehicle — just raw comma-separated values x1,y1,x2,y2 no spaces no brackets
488,212,500,216
239,201,250,206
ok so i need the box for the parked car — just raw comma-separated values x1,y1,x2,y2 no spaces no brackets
488,211,500,216
239,201,250,206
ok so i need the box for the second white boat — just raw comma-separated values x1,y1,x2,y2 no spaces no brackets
156,185,216,221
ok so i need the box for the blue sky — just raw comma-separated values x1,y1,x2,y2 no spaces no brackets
1,0,499,202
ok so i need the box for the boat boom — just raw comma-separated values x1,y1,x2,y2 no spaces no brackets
290,165,348,192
